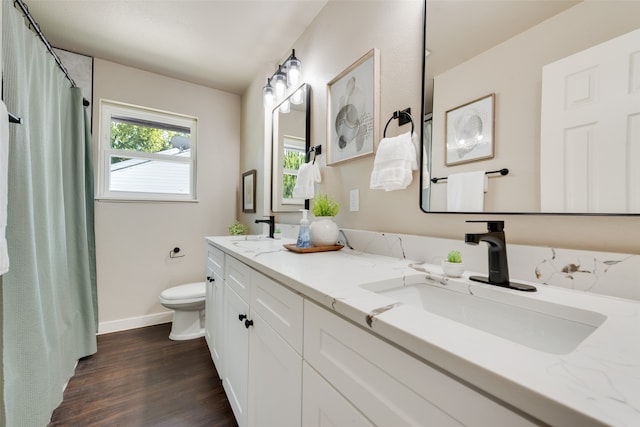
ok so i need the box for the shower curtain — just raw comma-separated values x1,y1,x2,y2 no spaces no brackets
1,1,98,425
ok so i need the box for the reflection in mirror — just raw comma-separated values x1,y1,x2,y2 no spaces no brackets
420,0,640,214
271,83,311,212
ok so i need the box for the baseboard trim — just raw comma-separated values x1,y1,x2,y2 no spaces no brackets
98,312,173,335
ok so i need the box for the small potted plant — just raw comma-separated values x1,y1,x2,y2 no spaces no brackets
228,221,248,236
309,193,340,246
273,228,282,240
442,250,465,277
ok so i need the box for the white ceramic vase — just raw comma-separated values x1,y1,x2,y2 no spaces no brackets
309,216,339,247
441,261,465,278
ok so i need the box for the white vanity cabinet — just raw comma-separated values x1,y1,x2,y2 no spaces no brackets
205,243,225,377
207,240,537,427
220,255,303,427
303,300,535,427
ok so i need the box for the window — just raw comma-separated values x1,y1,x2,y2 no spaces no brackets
281,136,305,204
98,100,198,201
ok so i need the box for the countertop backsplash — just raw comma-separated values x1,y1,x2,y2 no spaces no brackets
274,224,640,302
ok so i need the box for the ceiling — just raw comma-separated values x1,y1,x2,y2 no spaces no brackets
20,1,579,97
24,0,329,95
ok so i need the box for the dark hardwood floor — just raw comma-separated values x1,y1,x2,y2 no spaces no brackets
49,323,237,427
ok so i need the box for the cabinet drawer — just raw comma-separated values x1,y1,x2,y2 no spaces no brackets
303,301,535,427
225,255,251,301
207,243,225,277
251,271,303,353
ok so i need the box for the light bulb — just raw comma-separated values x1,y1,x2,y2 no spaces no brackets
285,50,301,87
288,66,300,87
263,81,274,109
291,87,304,105
279,99,290,113
274,70,286,99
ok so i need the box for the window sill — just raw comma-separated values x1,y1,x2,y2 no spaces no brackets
95,197,199,204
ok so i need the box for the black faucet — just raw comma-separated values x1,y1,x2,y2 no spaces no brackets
464,220,536,292
255,215,275,239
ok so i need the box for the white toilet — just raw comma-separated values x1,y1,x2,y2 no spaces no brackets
159,282,206,340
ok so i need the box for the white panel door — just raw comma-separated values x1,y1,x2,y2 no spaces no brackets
247,311,302,427
205,270,214,353
541,27,640,212
210,270,224,378
222,284,249,427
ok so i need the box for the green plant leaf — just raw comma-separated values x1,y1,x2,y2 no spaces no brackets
447,250,462,263
312,193,339,217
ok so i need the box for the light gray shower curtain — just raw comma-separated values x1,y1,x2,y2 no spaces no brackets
1,1,98,425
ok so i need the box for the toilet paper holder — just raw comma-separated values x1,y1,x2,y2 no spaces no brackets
169,247,185,258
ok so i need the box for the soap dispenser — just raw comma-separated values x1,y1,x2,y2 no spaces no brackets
296,209,311,248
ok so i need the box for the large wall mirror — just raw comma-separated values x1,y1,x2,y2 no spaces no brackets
271,83,311,212
420,0,640,214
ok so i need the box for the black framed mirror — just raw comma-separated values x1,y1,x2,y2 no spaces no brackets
420,0,640,215
271,83,311,212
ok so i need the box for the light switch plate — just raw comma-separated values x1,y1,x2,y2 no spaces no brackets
349,189,359,212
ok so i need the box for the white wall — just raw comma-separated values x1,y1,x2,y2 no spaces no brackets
241,0,424,230
240,0,640,256
93,59,240,332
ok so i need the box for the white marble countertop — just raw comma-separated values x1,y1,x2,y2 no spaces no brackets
207,235,640,427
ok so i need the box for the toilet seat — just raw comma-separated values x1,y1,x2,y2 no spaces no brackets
159,282,205,304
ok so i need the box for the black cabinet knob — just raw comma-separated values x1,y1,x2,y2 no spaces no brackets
208,276,215,282
244,319,254,329
238,314,247,322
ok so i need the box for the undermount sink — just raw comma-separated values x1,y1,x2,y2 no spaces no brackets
361,276,606,354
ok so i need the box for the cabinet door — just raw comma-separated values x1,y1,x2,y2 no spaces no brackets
205,270,215,351
223,283,250,427
247,311,302,427
302,362,374,427
211,270,225,378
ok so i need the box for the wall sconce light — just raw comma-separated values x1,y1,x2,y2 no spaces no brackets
263,49,302,109
285,50,301,87
263,78,274,109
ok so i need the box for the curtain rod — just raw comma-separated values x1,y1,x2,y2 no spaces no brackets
14,0,76,87
13,0,89,107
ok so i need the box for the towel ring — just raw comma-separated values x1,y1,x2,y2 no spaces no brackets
383,110,414,137
306,145,322,163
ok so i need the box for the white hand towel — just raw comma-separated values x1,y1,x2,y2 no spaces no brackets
292,161,321,199
312,161,322,184
446,171,487,212
409,131,419,171
370,131,418,191
0,101,10,275
422,143,430,189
